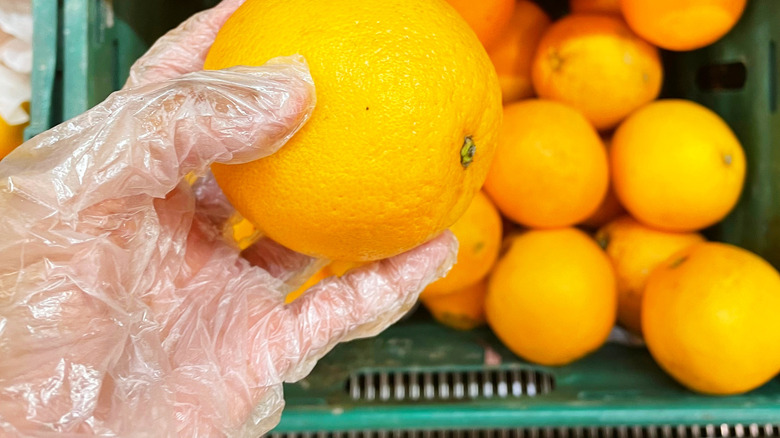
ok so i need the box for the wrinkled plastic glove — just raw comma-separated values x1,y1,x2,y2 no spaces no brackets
0,0,458,436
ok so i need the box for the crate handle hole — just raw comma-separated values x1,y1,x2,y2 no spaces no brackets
769,40,777,113
696,62,747,92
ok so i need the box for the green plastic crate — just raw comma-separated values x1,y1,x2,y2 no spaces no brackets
26,0,220,140
26,0,780,434
271,314,780,433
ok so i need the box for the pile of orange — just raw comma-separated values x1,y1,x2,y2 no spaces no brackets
414,0,780,397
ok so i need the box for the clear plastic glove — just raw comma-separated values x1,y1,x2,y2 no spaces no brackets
0,0,458,436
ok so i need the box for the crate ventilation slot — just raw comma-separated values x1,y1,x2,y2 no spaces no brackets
345,368,555,401
270,424,780,438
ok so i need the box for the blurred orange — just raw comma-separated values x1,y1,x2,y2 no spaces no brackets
0,113,27,161
621,0,747,51
446,0,516,50
488,1,551,103
580,137,625,229
570,0,621,15
421,280,488,330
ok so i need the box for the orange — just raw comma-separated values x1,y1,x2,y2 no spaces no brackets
570,0,621,14
446,0,516,50
643,242,780,395
421,191,502,297
580,183,624,230
421,279,488,330
531,14,663,131
611,99,746,232
486,228,617,366
285,267,330,304
0,114,27,161
326,260,366,276
284,260,369,303
580,137,625,229
484,99,608,228
595,216,705,335
229,215,261,250
487,1,551,103
206,0,502,262
620,0,747,51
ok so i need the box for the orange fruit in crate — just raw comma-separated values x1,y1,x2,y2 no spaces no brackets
595,215,705,335
421,279,488,331
643,242,780,395
611,99,746,232
487,0,551,103
205,0,502,262
580,137,625,229
421,191,502,297
484,99,608,229
445,0,516,50
0,114,27,160
486,228,617,366
569,0,621,15
580,183,624,230
531,14,663,131
620,0,747,51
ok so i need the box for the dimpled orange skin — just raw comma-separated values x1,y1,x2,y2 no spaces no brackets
570,0,621,14
643,242,780,395
446,0,516,50
531,14,662,131
486,228,617,366
205,0,502,261
611,99,746,232
620,0,747,52
484,99,609,228
487,1,551,103
421,191,503,297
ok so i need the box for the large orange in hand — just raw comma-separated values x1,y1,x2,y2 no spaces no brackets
611,99,746,232
621,0,747,51
531,14,662,131
206,0,502,261
486,228,617,366
484,100,608,228
643,242,780,395
446,0,516,50
488,1,551,103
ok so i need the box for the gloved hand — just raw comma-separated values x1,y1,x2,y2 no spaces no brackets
0,0,458,436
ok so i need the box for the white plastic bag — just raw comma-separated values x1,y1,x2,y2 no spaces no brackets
0,0,31,126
